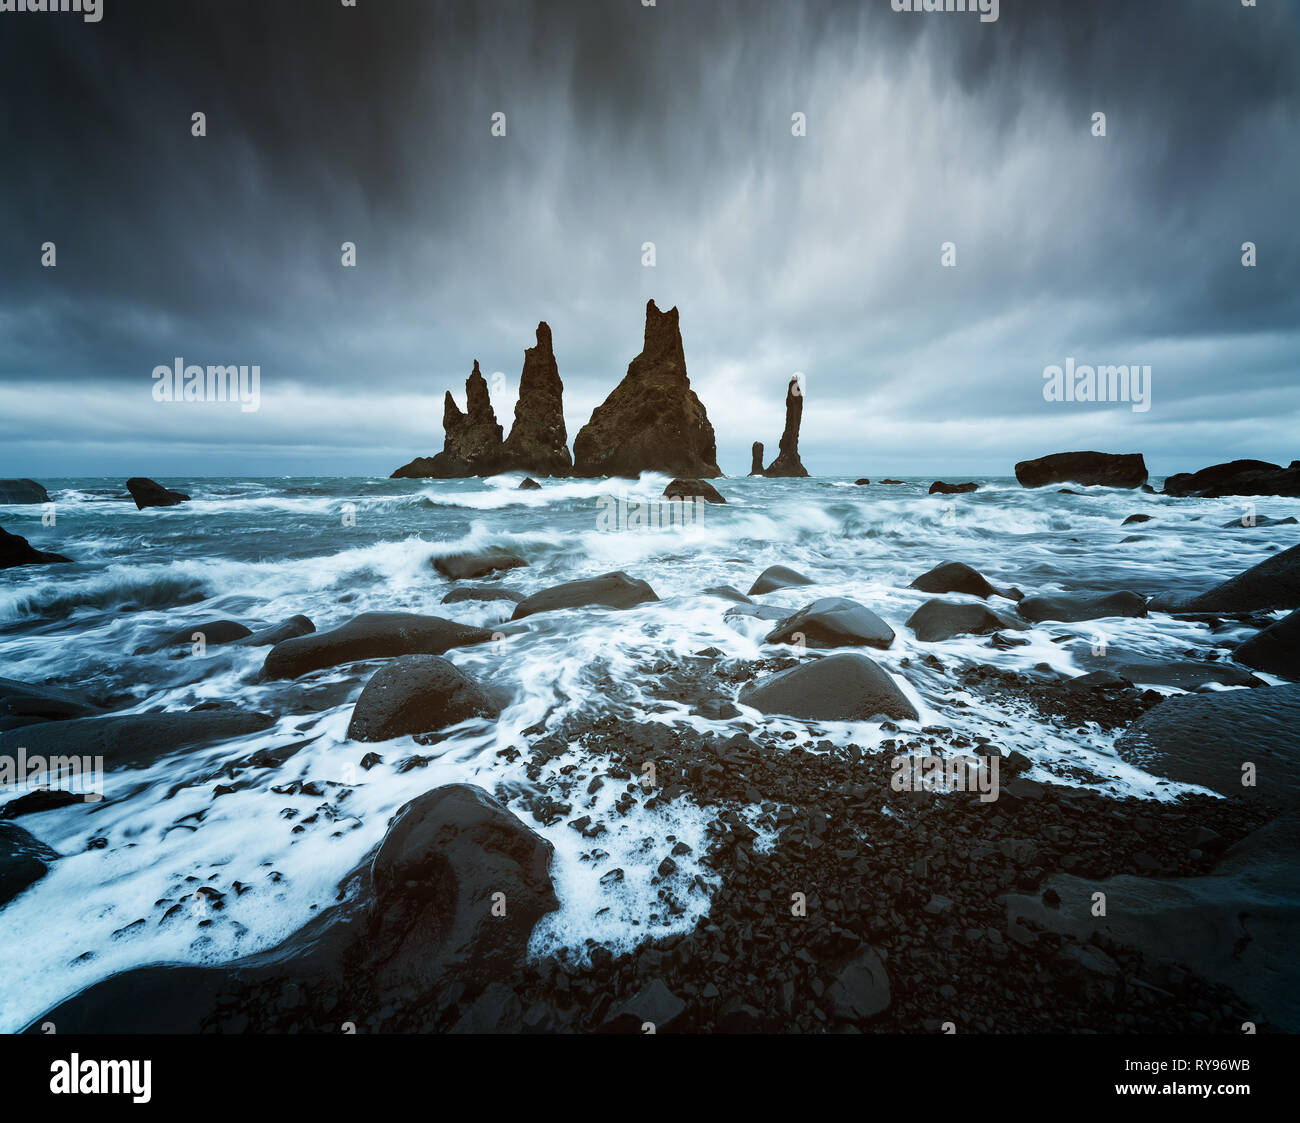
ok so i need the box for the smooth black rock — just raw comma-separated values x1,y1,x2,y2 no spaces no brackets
0,677,102,727
1075,652,1261,690
739,653,918,722
907,600,1022,642
441,586,524,605
0,479,51,505
1122,514,1154,525
702,585,752,604
512,572,658,620
153,619,253,650
854,478,871,486
1014,452,1148,490
1,822,60,908
1234,610,1300,679
518,478,542,490
433,549,527,581
262,612,492,679
764,597,895,650
1220,514,1298,529
1157,543,1300,614
125,477,190,509
239,615,316,647
827,947,891,1022
1017,591,1147,624
663,478,725,504
910,561,1020,601
1165,459,1300,498
601,978,686,1033
929,481,979,495
0,526,71,569
347,655,502,742
747,565,815,596
725,604,788,622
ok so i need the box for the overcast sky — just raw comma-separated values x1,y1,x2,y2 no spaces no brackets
1,0,1296,479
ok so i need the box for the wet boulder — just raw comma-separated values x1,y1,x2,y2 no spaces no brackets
663,478,725,504
748,565,815,596
125,477,190,509
1164,459,1300,498
1016,591,1147,624
262,612,492,679
910,561,1021,601
511,572,658,620
1014,452,1147,490
764,597,895,650
517,478,542,491
1220,514,1297,529
149,618,253,651
1234,610,1300,680
739,653,918,722
0,677,103,728
0,479,51,505
0,526,71,569
702,585,752,604
0,822,60,908
347,655,502,742
433,548,527,581
441,586,524,605
929,481,978,495
239,615,316,647
907,599,1022,642
1155,543,1300,614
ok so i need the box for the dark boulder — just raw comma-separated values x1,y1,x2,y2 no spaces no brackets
762,376,809,478
747,565,815,596
909,561,1020,601
1014,452,1148,490
347,655,502,742
262,612,492,679
764,597,895,650
600,978,687,1033
929,481,978,495
1222,514,1298,529
906,599,1021,642
125,477,190,509
1,822,59,908
1075,652,1261,690
1235,610,1300,679
854,478,871,486
518,478,542,491
0,526,71,569
441,586,524,605
150,619,254,651
0,677,103,727
432,548,527,581
0,710,274,772
499,322,572,477
572,301,720,479
725,604,788,623
0,479,51,504
1121,513,1154,526
702,585,752,604
663,478,725,504
750,443,765,476
827,947,891,1022
1156,543,1300,614
739,653,918,722
1016,591,1147,623
512,572,658,620
1114,683,1300,805
1164,459,1300,498
239,615,316,647
25,784,557,1032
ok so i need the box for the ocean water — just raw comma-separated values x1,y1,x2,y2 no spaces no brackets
1,473,1296,1030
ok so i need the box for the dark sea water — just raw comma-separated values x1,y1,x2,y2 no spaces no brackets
1,473,1296,1029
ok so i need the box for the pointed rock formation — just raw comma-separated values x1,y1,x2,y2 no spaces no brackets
763,376,809,477
750,443,764,476
571,301,720,479
392,362,504,478
500,323,571,477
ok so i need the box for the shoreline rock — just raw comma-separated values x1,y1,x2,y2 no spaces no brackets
512,572,658,620
262,612,492,679
0,525,71,569
664,478,725,505
1015,452,1147,490
0,479,51,505
1165,459,1300,498
126,477,190,509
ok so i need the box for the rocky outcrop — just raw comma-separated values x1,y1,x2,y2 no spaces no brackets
24,784,557,1033
511,572,659,620
126,477,190,508
739,654,918,722
262,612,492,679
929,481,978,495
572,301,720,479
0,526,71,569
762,377,808,478
518,478,542,490
347,655,502,742
392,362,505,479
1153,542,1300,615
1165,459,1300,498
0,479,50,505
499,323,572,477
664,478,725,504
1234,610,1300,679
1014,452,1147,490
750,443,764,476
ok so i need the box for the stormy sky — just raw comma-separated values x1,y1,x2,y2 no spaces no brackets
1,0,1297,479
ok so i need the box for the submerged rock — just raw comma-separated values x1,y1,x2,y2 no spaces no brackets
125,477,190,509
518,478,542,491
512,572,658,620
739,653,918,722
663,478,725,504
262,612,492,679
762,376,809,478
748,565,815,596
0,479,51,505
1017,591,1147,624
0,677,103,728
1014,452,1148,490
929,481,978,495
702,585,752,604
433,548,527,581
347,655,502,742
910,561,1020,601
1165,459,1300,498
572,301,720,479
907,599,1021,642
1220,514,1297,529
854,478,871,486
764,597,895,650
441,586,524,605
239,615,316,647
1157,543,1300,614
151,619,253,650
0,822,59,908
0,526,71,569
1234,610,1300,679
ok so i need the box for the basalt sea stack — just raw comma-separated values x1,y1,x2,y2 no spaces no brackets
572,301,720,479
393,362,504,479
499,322,572,477
762,376,809,478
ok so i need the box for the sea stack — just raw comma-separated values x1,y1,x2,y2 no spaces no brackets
763,376,809,478
392,362,504,479
572,301,721,479
750,443,764,476
499,322,571,477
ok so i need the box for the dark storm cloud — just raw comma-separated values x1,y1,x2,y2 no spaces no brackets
0,0,1296,476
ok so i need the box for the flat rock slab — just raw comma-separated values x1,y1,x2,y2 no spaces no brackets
748,565,815,596
1114,683,1300,805
432,549,527,581
739,653,918,723
1016,591,1147,623
1075,653,1262,691
0,710,274,772
1234,610,1300,679
764,597,895,650
347,655,502,742
511,572,658,620
262,611,491,679
907,599,1022,642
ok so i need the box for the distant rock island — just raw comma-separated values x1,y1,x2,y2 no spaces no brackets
755,376,809,478
392,301,721,480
